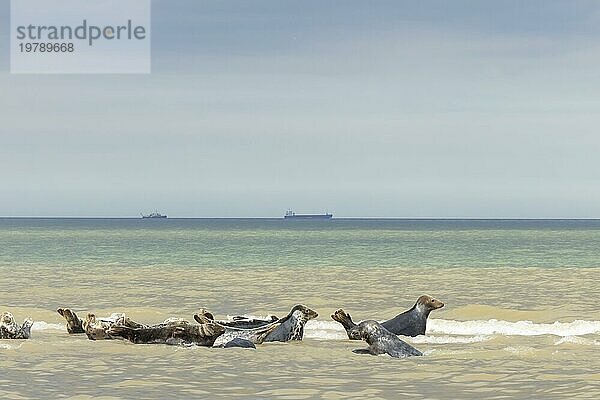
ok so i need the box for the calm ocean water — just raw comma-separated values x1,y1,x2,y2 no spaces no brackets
1,218,599,399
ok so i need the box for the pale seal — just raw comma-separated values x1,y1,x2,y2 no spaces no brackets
332,295,444,339
194,304,318,346
0,312,33,339
352,320,422,358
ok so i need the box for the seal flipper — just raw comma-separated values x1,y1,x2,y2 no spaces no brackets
352,348,372,355
57,308,85,334
18,318,33,339
194,309,214,324
331,309,361,340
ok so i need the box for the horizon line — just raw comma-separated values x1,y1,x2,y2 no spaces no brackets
1,216,600,221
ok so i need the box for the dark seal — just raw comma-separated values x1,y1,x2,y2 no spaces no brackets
108,320,225,347
332,295,444,339
352,320,422,358
57,309,149,340
57,308,85,334
220,337,256,349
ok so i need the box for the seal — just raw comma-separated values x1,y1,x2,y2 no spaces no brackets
0,312,33,339
351,320,422,358
108,320,225,347
57,308,150,339
216,315,279,329
56,308,85,334
194,304,318,346
220,337,256,349
332,295,444,339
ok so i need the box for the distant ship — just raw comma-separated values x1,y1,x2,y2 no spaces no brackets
141,211,167,219
284,210,333,220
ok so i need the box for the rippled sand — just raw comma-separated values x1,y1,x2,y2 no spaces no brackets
2,265,599,399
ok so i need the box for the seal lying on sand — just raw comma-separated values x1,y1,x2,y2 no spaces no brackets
352,320,422,358
108,320,225,347
0,312,33,339
194,304,318,346
57,308,149,340
332,295,444,339
214,315,279,329
83,313,150,340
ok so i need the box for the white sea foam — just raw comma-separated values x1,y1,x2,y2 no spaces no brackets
304,320,348,340
428,318,600,337
410,334,493,344
303,318,600,340
31,321,65,332
0,343,24,350
554,336,600,346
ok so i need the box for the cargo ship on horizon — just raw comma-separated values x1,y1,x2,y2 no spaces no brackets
284,210,333,220
141,211,167,219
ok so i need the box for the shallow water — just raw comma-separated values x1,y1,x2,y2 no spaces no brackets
1,219,599,398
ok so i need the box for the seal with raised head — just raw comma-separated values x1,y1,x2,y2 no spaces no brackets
0,312,33,339
194,304,318,346
352,320,422,358
57,308,85,334
332,295,444,339
108,320,225,347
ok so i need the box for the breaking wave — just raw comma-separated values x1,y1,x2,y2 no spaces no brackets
31,321,65,332
427,318,600,337
303,318,600,341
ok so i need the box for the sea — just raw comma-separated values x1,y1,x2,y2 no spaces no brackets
1,218,599,399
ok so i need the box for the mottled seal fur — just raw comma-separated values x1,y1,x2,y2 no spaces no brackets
0,312,33,339
57,308,150,340
332,295,444,339
194,304,318,346
352,320,422,358
83,313,149,340
108,320,225,347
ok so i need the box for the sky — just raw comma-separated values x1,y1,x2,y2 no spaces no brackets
1,0,600,217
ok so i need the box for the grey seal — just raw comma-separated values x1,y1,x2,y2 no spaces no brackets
57,308,85,334
352,320,422,358
57,308,156,340
82,313,149,340
215,315,279,329
108,320,225,347
0,312,33,339
332,295,444,339
194,304,318,346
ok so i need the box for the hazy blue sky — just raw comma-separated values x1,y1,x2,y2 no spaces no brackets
1,0,600,217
